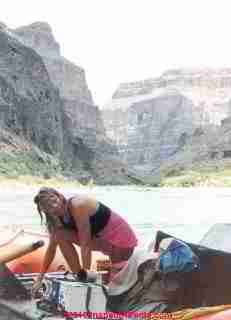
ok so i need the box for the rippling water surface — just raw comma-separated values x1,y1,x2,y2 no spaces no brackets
1,186,231,246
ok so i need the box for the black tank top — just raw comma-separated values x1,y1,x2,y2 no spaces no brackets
59,201,111,237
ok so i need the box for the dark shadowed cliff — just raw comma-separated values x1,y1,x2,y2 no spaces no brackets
0,22,146,185
1,21,231,185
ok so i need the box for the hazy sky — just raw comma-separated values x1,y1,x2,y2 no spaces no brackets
2,0,231,106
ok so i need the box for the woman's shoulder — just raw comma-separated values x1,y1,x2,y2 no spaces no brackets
69,195,98,212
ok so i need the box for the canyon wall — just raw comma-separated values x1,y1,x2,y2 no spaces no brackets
102,69,231,174
0,22,141,185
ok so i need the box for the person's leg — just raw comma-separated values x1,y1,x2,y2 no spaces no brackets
110,245,134,264
54,228,81,273
109,245,135,281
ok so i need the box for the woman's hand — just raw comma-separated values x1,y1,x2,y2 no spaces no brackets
31,273,44,297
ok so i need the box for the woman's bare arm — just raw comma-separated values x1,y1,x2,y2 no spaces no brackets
40,236,57,275
32,236,58,296
75,213,92,269
71,199,93,270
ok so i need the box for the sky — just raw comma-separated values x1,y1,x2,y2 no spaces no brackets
2,0,231,107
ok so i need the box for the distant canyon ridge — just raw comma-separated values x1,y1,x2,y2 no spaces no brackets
0,22,231,184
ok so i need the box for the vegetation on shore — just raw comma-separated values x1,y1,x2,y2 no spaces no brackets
1,149,231,187
0,150,84,187
160,167,231,187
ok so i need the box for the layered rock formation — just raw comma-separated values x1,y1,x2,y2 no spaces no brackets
0,22,142,185
2,21,231,183
14,22,93,103
158,116,231,175
13,21,101,153
0,26,64,156
102,69,231,174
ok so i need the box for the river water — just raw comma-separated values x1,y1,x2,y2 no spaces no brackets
0,186,231,246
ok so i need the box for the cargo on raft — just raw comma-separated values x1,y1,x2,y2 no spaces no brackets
1,224,231,319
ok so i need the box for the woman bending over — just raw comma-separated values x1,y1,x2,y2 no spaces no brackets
32,187,138,294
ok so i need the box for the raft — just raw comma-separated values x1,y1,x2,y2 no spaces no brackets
1,225,231,320
0,227,107,273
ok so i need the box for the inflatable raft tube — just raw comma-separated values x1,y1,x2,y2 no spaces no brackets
0,228,107,273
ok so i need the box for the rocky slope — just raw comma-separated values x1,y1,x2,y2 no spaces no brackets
102,69,231,175
0,22,143,185
2,21,231,184
158,116,231,176
0,25,64,155
14,22,93,103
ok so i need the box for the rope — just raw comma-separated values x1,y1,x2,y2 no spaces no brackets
171,304,231,320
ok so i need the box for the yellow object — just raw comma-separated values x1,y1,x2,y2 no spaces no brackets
171,304,231,320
